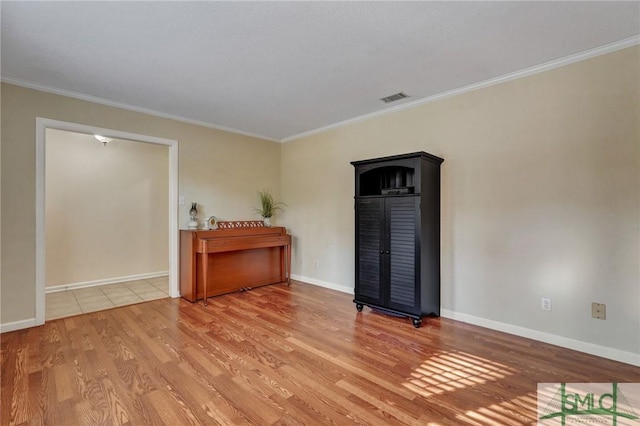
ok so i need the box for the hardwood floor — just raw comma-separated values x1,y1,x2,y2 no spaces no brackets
2,281,639,425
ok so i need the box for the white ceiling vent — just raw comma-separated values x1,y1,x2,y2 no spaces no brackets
380,92,409,103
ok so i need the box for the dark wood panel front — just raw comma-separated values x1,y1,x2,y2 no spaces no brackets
180,226,291,302
195,247,282,299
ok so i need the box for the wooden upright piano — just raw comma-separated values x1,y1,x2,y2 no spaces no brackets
180,222,291,304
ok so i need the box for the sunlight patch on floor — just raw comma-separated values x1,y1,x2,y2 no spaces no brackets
458,393,538,425
402,350,518,398
402,350,540,424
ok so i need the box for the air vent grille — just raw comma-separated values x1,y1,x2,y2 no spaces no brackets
380,92,409,103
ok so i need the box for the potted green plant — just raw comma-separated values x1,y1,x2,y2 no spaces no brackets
255,190,286,227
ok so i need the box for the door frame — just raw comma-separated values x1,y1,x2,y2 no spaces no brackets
35,118,179,325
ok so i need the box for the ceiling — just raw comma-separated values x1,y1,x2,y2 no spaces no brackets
2,2,639,142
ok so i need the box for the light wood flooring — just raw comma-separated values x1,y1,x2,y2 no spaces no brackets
2,281,639,425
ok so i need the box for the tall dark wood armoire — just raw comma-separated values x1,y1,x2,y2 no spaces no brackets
351,151,444,328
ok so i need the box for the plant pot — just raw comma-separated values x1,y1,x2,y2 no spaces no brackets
263,217,271,227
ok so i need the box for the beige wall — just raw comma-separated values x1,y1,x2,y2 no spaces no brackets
281,46,640,357
1,83,281,324
45,129,169,286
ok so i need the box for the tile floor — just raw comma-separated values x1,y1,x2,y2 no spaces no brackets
46,276,170,320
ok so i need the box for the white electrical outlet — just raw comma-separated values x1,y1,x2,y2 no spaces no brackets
179,196,185,206
541,297,552,311
314,260,320,269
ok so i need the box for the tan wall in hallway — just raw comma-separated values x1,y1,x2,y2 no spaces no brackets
45,129,169,287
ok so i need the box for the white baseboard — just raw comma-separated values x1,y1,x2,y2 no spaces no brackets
45,271,169,293
290,274,353,295
441,309,640,367
0,318,37,334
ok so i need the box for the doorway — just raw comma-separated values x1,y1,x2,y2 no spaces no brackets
35,118,179,325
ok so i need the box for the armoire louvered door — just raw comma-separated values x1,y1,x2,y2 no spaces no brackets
352,152,443,328
386,197,419,313
355,196,419,313
355,198,384,303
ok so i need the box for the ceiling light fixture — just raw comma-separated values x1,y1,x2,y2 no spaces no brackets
94,135,112,146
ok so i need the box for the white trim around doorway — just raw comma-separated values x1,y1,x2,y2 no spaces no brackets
35,118,180,326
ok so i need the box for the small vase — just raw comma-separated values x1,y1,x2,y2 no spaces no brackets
263,217,271,227
188,202,199,229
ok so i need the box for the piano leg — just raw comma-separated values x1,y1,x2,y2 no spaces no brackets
201,251,208,305
287,242,292,285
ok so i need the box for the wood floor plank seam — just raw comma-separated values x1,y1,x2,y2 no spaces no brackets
2,280,639,425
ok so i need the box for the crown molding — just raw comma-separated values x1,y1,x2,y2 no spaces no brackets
0,77,281,143
281,35,640,143
3,34,637,144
